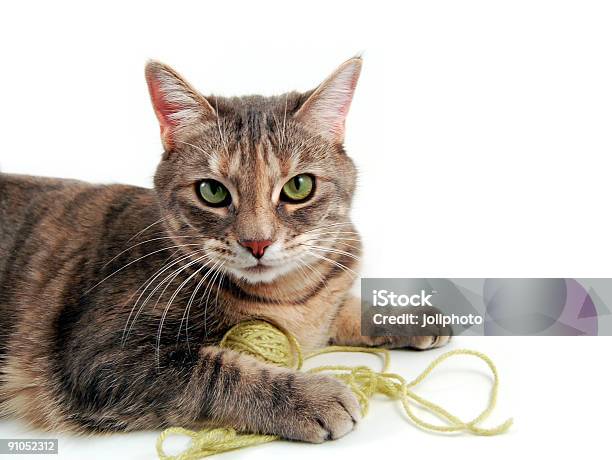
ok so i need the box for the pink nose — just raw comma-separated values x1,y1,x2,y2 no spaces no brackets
239,240,273,259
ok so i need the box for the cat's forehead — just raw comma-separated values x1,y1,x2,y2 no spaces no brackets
206,113,283,179
215,93,302,146
204,97,332,178
224,105,285,148
222,139,286,188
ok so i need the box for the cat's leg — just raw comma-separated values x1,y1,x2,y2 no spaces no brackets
329,296,452,349
48,344,360,441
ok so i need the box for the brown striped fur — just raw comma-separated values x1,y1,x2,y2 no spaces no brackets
0,59,449,441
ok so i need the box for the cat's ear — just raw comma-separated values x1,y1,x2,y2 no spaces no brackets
145,60,216,150
294,57,362,144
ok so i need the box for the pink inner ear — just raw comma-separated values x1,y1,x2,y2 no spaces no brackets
146,75,185,149
298,60,361,142
146,77,180,131
334,72,359,134
333,98,352,136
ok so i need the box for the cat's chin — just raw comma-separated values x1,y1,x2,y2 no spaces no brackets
226,262,297,285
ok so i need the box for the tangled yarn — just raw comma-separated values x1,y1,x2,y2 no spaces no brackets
157,320,513,460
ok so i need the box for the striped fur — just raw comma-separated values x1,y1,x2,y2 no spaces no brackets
0,59,449,440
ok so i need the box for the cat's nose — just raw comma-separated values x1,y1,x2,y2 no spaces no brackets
239,240,273,259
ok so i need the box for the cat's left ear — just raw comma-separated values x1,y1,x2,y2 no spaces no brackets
295,57,362,144
145,60,216,151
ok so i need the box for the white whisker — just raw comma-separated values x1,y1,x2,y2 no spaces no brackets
296,256,329,292
175,140,215,160
199,260,226,339
156,255,210,364
126,216,169,244
85,243,202,294
122,248,209,344
304,244,361,261
178,257,222,344
301,231,361,238
302,238,362,252
214,97,230,157
305,250,359,278
303,222,354,233
121,248,183,344
102,236,200,269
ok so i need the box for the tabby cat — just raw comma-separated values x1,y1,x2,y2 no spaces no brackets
0,58,450,442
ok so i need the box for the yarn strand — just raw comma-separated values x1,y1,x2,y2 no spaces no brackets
157,321,513,459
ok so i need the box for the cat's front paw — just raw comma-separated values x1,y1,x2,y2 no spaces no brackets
275,373,360,443
407,332,452,350
380,306,453,350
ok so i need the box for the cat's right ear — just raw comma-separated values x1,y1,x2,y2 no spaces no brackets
145,61,216,151
294,57,362,144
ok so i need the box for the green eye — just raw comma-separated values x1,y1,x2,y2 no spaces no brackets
281,174,315,203
198,179,231,207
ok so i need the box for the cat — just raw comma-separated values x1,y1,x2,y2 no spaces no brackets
0,58,450,442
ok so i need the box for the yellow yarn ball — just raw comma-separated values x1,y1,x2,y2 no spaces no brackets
219,320,302,369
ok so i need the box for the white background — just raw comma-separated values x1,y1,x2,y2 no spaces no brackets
1,0,611,459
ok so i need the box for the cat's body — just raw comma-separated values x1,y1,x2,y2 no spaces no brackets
0,59,449,441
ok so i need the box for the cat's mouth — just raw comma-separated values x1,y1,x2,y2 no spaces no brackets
225,261,286,284
243,263,270,273
226,250,303,283
227,258,299,284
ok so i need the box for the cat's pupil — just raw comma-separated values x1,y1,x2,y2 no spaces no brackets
293,176,302,190
210,182,220,195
